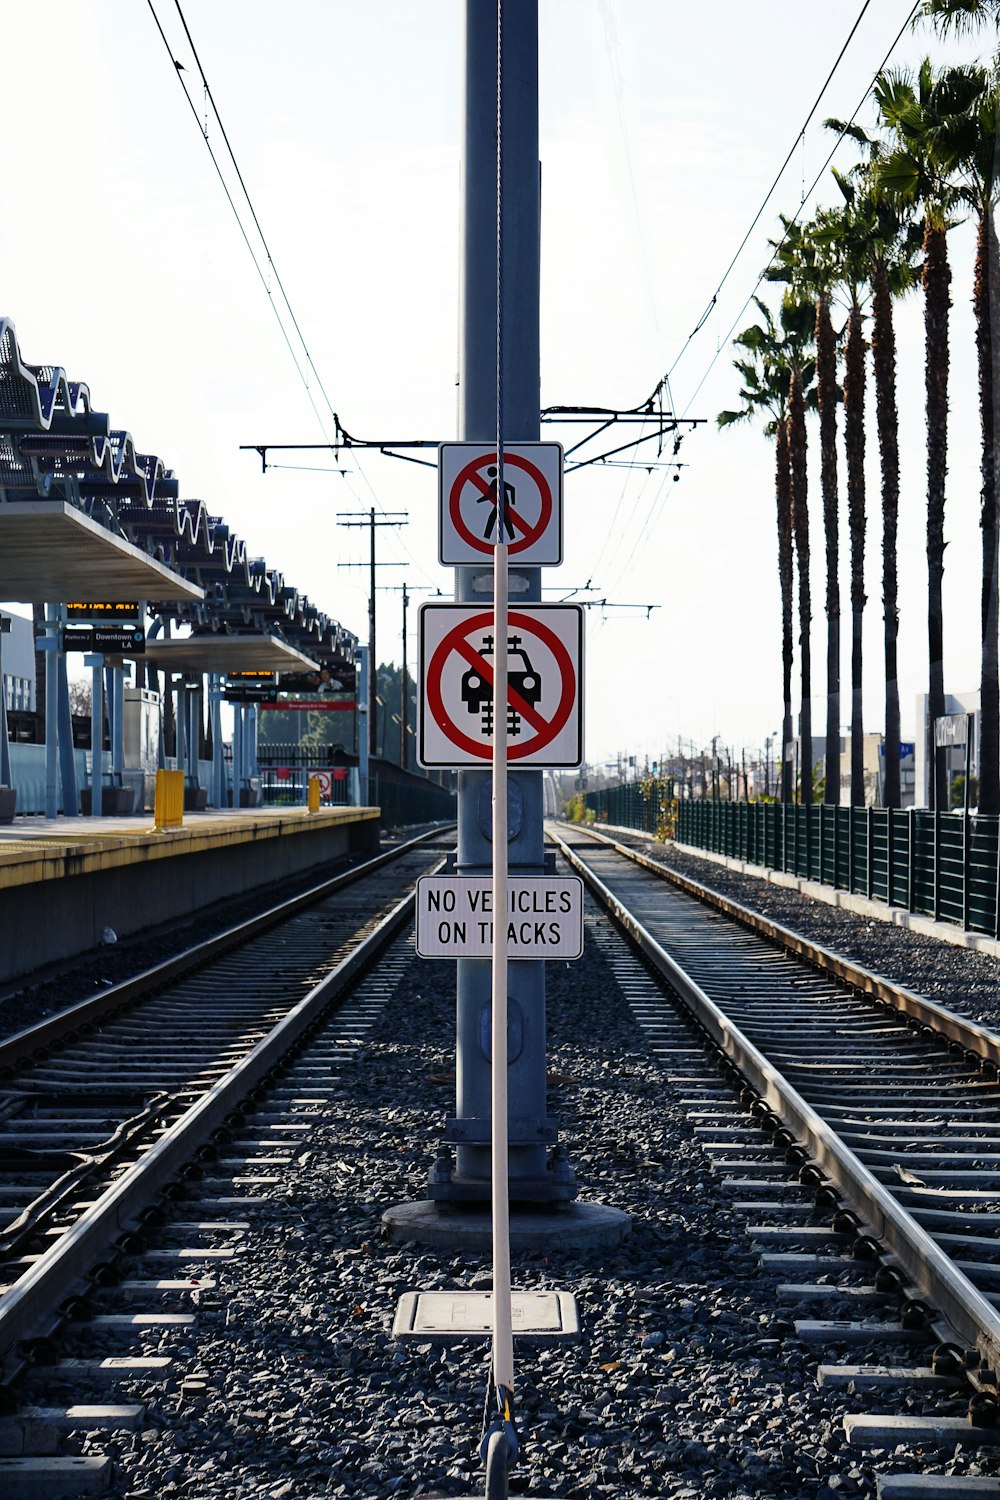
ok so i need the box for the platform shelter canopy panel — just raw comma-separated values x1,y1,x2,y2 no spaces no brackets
0,318,357,669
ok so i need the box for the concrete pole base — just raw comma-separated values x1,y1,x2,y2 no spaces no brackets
382,1198,630,1252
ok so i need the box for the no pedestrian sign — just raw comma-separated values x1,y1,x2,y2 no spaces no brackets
416,875,584,960
418,602,583,768
438,442,563,566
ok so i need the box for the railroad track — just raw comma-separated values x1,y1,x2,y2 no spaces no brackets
5,818,1000,1495
552,823,1000,1474
0,829,451,1406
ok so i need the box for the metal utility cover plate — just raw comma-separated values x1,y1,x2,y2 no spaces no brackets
392,1290,579,1343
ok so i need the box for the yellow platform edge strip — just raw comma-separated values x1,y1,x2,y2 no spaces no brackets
0,807,380,891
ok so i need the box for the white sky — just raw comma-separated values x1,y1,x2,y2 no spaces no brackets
0,0,988,767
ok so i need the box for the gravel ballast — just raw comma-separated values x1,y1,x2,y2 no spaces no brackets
613,832,1000,1029
59,898,993,1500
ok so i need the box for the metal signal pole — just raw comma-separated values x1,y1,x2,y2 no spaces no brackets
435,0,570,1207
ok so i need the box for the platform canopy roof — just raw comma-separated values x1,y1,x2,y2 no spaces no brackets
0,319,357,675
144,634,320,675
0,503,204,604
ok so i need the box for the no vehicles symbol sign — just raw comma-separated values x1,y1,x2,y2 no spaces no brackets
418,602,583,768
438,442,563,566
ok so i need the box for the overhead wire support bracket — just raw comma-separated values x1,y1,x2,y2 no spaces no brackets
242,406,704,478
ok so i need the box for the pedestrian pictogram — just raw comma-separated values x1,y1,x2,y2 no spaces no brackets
438,442,563,566
418,602,583,768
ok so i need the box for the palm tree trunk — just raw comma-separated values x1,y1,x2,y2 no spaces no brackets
844,300,867,808
776,419,795,804
789,369,812,805
872,261,901,808
925,220,950,811
976,208,1000,815
816,292,841,804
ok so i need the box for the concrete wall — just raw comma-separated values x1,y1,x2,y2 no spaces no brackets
1,811,380,984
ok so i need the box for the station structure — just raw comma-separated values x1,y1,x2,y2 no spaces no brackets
0,317,399,987
0,317,359,821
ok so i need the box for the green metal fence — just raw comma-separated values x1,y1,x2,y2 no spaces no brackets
671,801,1000,940
371,771,456,828
575,785,1000,937
581,780,677,838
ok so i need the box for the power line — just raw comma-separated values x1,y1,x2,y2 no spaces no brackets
602,0,913,602
145,0,335,439
654,0,878,396
676,0,921,421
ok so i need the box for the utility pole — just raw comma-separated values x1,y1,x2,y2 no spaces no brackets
380,582,440,770
337,508,406,754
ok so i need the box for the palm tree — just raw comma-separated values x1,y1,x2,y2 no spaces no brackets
844,166,922,807
916,0,1000,34
815,274,843,806
809,197,873,808
768,218,843,805
879,61,1000,811
718,298,814,803
869,64,961,809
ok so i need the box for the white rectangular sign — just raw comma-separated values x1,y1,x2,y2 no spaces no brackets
416,875,584,960
438,442,563,566
418,601,583,769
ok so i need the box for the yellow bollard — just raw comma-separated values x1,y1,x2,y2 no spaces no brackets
307,775,321,814
154,769,185,830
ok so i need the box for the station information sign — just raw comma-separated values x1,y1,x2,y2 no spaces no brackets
415,875,583,959
223,684,273,703
63,625,146,655
66,602,140,621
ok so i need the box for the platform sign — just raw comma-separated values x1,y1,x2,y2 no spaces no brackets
438,442,563,566
66,601,140,622
63,625,145,655
223,684,273,703
418,602,583,768
416,875,583,959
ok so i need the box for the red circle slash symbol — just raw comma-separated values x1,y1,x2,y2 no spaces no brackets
449,451,552,557
426,610,575,761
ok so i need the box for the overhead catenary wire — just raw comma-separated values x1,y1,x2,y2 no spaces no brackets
145,0,335,442
148,0,452,603
169,0,340,433
655,0,877,394
594,0,921,608
675,0,921,421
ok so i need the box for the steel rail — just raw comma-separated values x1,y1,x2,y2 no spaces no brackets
551,828,1000,1384
0,824,452,1076
0,874,430,1365
554,822,1000,1069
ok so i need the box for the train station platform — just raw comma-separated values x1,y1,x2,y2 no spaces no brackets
0,805,380,986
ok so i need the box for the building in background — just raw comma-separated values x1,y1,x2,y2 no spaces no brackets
2,613,35,713
914,691,979,809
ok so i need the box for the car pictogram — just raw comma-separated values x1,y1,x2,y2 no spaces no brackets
461,634,542,737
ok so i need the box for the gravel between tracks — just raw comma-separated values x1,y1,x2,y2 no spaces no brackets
611,833,1000,1031
82,911,988,1500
